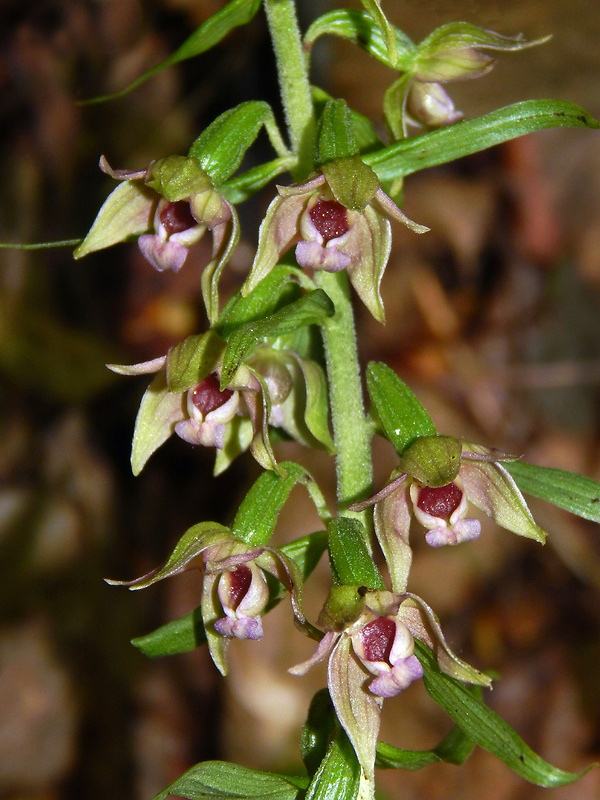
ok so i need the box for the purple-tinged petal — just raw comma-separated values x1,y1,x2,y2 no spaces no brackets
106,356,166,376
213,615,264,640
288,630,338,676
373,478,413,593
138,234,189,272
295,240,352,272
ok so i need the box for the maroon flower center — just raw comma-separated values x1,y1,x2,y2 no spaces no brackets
359,617,396,664
416,482,463,520
309,199,350,242
190,374,233,416
160,201,197,236
226,565,253,610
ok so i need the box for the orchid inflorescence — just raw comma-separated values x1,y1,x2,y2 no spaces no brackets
72,1,600,799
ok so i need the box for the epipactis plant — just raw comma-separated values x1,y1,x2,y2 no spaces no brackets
71,1,600,799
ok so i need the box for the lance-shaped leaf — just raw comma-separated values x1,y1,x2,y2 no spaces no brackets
327,518,385,590
232,461,315,546
366,361,437,453
360,0,397,66
505,461,600,524
415,640,594,787
81,0,262,104
166,330,224,393
376,723,474,770
132,605,207,658
220,156,295,205
220,290,334,386
216,264,307,336
150,760,308,800
304,10,416,70
73,181,154,258
304,728,361,800
328,634,381,782
365,100,599,183
460,445,547,543
317,99,359,164
106,521,233,589
189,101,290,186
313,87,382,157
131,370,186,476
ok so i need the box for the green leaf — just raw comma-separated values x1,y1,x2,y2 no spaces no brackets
415,640,594,787
317,99,359,164
220,156,295,205
360,0,397,66
280,531,328,582
312,86,382,154
327,518,385,589
365,100,599,183
231,461,313,546
131,371,185,476
189,102,289,186
220,290,334,386
505,461,600,523
81,0,262,104
366,362,436,453
166,331,224,393
216,264,305,337
132,606,207,657
150,760,307,800
304,10,416,70
376,723,474,770
301,689,338,778
305,727,361,800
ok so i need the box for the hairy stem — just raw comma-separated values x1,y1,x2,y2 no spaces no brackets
263,0,316,179
315,270,373,538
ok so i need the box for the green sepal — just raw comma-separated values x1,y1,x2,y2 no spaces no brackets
131,605,207,658
382,73,413,140
213,415,254,475
416,640,595,787
81,0,263,104
166,330,224,393
312,86,382,154
189,101,290,186
327,517,385,590
220,290,334,387
304,10,416,71
293,355,336,454
131,371,185,476
321,155,380,212
73,181,154,259
304,719,361,800
317,99,359,164
145,156,211,200
149,760,308,800
107,522,232,590
231,461,316,546
505,461,600,524
216,264,307,338
376,722,475,770
365,100,600,183
397,434,462,487
366,361,437,453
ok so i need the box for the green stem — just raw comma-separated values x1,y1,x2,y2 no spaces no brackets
263,0,316,179
315,270,373,533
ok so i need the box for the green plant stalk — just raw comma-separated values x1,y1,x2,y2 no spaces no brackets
315,270,373,538
263,0,317,179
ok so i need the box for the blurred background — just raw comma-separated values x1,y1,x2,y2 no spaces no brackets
1,1,600,798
